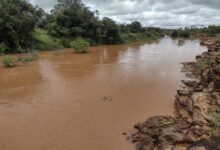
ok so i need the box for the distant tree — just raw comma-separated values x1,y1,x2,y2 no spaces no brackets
119,24,130,33
128,21,142,33
179,30,190,38
171,30,178,38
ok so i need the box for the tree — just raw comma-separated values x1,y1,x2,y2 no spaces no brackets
0,0,44,53
47,0,101,45
119,24,130,33
101,17,122,44
128,21,142,33
171,30,178,38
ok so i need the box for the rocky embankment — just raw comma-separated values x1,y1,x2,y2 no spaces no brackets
128,40,220,149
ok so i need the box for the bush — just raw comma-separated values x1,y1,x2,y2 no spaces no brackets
33,29,63,51
0,43,6,55
2,56,16,68
70,38,90,53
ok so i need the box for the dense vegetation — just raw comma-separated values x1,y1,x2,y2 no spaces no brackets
0,0,165,54
0,0,44,53
171,25,220,39
70,38,90,53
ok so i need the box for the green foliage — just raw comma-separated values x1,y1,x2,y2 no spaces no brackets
101,17,122,44
128,21,143,33
201,25,220,36
33,29,63,50
121,28,163,43
2,51,39,68
70,38,90,53
179,30,190,38
46,0,123,45
0,0,44,53
120,21,143,33
171,29,190,38
0,0,166,53
2,56,16,68
0,43,6,55
47,0,102,44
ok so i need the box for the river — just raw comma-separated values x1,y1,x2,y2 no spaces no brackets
0,38,206,150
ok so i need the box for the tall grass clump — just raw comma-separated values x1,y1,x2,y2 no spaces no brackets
70,38,90,53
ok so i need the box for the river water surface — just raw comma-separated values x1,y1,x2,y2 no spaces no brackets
0,38,206,150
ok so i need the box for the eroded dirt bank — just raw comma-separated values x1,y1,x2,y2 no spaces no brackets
128,40,220,149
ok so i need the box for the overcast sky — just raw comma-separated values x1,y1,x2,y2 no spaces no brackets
31,0,220,28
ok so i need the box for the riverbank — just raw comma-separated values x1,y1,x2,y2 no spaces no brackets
127,37,220,149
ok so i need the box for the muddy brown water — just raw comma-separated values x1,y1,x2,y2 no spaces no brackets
0,38,206,150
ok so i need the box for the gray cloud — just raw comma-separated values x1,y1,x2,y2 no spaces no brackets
31,0,220,28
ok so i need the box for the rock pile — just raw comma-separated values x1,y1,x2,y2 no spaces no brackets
127,41,220,150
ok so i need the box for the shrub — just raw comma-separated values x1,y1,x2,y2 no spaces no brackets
70,38,90,53
33,29,63,51
0,43,6,55
2,56,16,68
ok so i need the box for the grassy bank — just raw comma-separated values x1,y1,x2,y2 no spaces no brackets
31,29,164,52
121,32,163,44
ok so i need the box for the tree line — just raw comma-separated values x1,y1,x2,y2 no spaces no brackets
170,25,220,39
0,0,165,54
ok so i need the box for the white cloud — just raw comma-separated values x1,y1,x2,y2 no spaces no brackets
30,0,220,28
